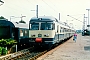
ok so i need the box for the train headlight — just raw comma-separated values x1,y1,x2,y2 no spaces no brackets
31,34,35,37
44,34,49,37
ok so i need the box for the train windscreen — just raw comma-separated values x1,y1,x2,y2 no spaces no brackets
41,23,55,30
0,26,10,39
30,23,39,30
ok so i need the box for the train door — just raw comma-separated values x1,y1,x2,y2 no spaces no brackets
0,26,10,39
14,28,19,42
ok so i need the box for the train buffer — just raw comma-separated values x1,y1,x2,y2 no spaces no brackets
37,34,90,60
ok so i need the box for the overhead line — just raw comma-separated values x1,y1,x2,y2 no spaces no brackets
41,0,58,13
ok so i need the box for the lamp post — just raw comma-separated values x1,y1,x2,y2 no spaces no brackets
20,14,26,21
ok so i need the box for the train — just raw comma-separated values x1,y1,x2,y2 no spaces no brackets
29,16,75,48
82,29,90,36
0,19,29,48
0,16,75,49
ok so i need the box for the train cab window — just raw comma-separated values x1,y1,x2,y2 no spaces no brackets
41,23,54,30
30,23,39,30
60,27,64,32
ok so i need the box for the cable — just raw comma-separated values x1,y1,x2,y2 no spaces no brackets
41,0,58,13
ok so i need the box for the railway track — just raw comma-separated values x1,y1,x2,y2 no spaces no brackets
0,47,34,60
0,37,70,60
0,46,48,60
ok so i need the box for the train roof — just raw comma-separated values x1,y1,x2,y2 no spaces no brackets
29,16,75,30
12,22,29,29
0,20,29,29
30,16,59,22
0,20,15,27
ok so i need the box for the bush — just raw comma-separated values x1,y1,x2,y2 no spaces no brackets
0,38,17,47
0,47,2,55
0,39,17,55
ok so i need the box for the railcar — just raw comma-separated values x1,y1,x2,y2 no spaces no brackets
29,16,75,48
0,19,29,48
82,29,90,36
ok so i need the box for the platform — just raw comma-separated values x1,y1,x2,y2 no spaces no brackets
37,34,90,60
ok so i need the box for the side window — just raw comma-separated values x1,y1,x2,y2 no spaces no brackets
24,29,29,37
62,28,64,32
57,25,59,33
52,23,55,30
60,27,61,33
63,28,65,32
64,28,65,32
20,29,23,37
65,29,67,32
25,30,27,36
60,27,63,33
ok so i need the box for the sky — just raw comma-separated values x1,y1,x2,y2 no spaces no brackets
0,0,90,30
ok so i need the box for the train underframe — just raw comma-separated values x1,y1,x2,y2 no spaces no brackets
17,35,73,49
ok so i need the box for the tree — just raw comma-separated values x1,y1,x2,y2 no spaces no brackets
0,16,6,19
19,20,26,23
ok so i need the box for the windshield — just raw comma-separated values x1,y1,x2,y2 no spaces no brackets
30,23,39,30
41,23,54,30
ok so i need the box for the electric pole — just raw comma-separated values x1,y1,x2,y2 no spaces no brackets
36,5,38,18
31,5,38,18
83,14,85,30
86,9,90,27
59,13,60,20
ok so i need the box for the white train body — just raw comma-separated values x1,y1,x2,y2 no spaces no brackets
29,16,75,47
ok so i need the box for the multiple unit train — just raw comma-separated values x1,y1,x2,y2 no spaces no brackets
0,16,75,48
29,16,75,47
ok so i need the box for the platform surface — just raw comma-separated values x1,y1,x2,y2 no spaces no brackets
37,34,90,60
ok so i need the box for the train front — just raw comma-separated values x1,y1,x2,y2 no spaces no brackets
29,17,55,47
0,20,15,39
